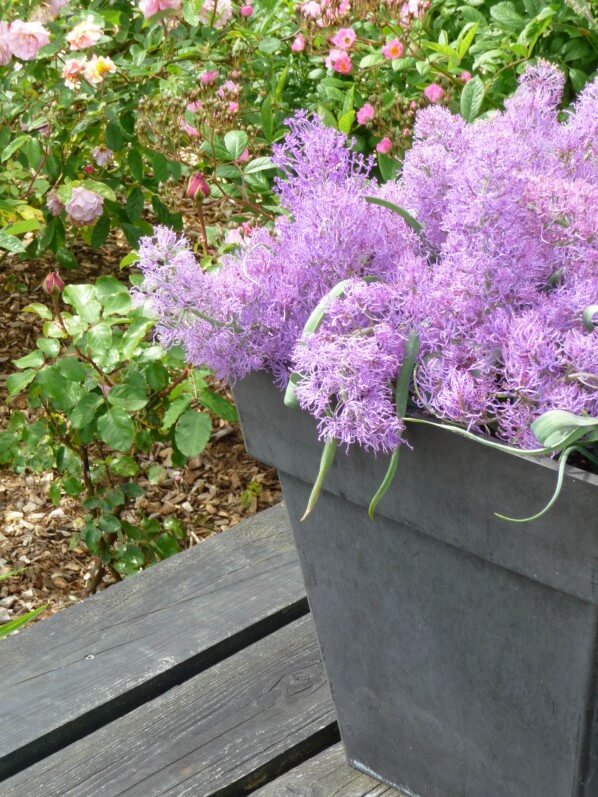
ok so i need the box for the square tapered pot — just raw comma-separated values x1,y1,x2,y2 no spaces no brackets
233,371,598,797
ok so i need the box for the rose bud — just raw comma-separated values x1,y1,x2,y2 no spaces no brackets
43,271,65,296
186,172,210,201
83,164,94,175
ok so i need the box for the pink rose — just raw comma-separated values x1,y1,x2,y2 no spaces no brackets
460,71,472,83
0,23,11,67
48,0,69,19
65,16,102,51
325,48,351,74
301,1,321,19
83,55,116,85
179,118,200,137
376,137,392,154
240,4,253,16
423,82,444,103
65,187,104,227
291,34,306,53
186,99,203,112
237,148,249,163
7,20,50,61
199,69,219,85
92,146,113,167
330,27,356,50
62,57,86,89
356,102,375,125
227,101,239,115
46,191,64,217
382,38,404,60
42,271,65,295
138,0,181,19
186,172,210,200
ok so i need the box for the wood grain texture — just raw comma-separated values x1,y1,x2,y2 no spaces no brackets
0,504,309,779
253,743,406,796
2,616,337,797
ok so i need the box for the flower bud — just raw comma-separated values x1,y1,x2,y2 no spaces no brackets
43,271,65,296
83,164,94,175
186,172,210,201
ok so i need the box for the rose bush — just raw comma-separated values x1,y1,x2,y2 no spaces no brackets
0,0,595,266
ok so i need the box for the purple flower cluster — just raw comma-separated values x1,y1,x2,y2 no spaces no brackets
136,62,597,453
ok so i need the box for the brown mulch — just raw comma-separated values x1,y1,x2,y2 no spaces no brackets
0,240,281,626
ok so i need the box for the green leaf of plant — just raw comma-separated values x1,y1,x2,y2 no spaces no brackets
0,605,46,640
0,232,26,254
71,393,104,429
364,196,423,234
36,338,60,358
460,76,485,122
97,407,135,451
162,395,192,429
174,409,211,457
147,463,166,484
13,350,44,370
198,389,238,423
108,381,149,411
23,303,52,320
126,187,145,222
63,284,101,323
7,369,36,398
224,130,249,160
109,455,140,477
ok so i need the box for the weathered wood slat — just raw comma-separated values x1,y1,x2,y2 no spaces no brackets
2,616,337,797
253,742,406,796
0,505,308,780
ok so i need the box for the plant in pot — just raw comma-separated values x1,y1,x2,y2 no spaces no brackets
134,63,598,797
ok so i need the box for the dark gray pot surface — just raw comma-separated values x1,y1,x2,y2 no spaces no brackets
233,371,598,797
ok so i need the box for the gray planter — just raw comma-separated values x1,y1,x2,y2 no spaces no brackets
233,371,598,797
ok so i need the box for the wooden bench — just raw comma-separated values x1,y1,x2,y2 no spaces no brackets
0,504,403,796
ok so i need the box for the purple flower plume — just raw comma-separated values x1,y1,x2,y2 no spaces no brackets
136,63,597,453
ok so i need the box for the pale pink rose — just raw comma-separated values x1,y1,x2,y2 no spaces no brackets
138,0,181,19
7,20,50,61
199,69,219,85
376,137,392,154
224,227,245,247
61,57,86,89
240,4,253,16
46,191,64,217
186,99,203,112
83,55,116,85
301,1,321,19
217,79,240,97
423,82,444,103
231,69,240,78
0,23,11,67
227,101,239,114
198,0,233,29
48,0,69,19
291,34,306,53
460,71,472,83
179,118,200,136
325,48,351,74
65,16,102,51
330,27,355,50
382,38,404,60
356,102,375,125
65,187,103,227
93,146,113,166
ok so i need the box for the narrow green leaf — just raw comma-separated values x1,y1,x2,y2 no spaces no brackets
364,196,423,234
460,76,485,122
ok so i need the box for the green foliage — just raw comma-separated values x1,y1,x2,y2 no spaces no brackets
1,0,595,270
0,276,237,587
